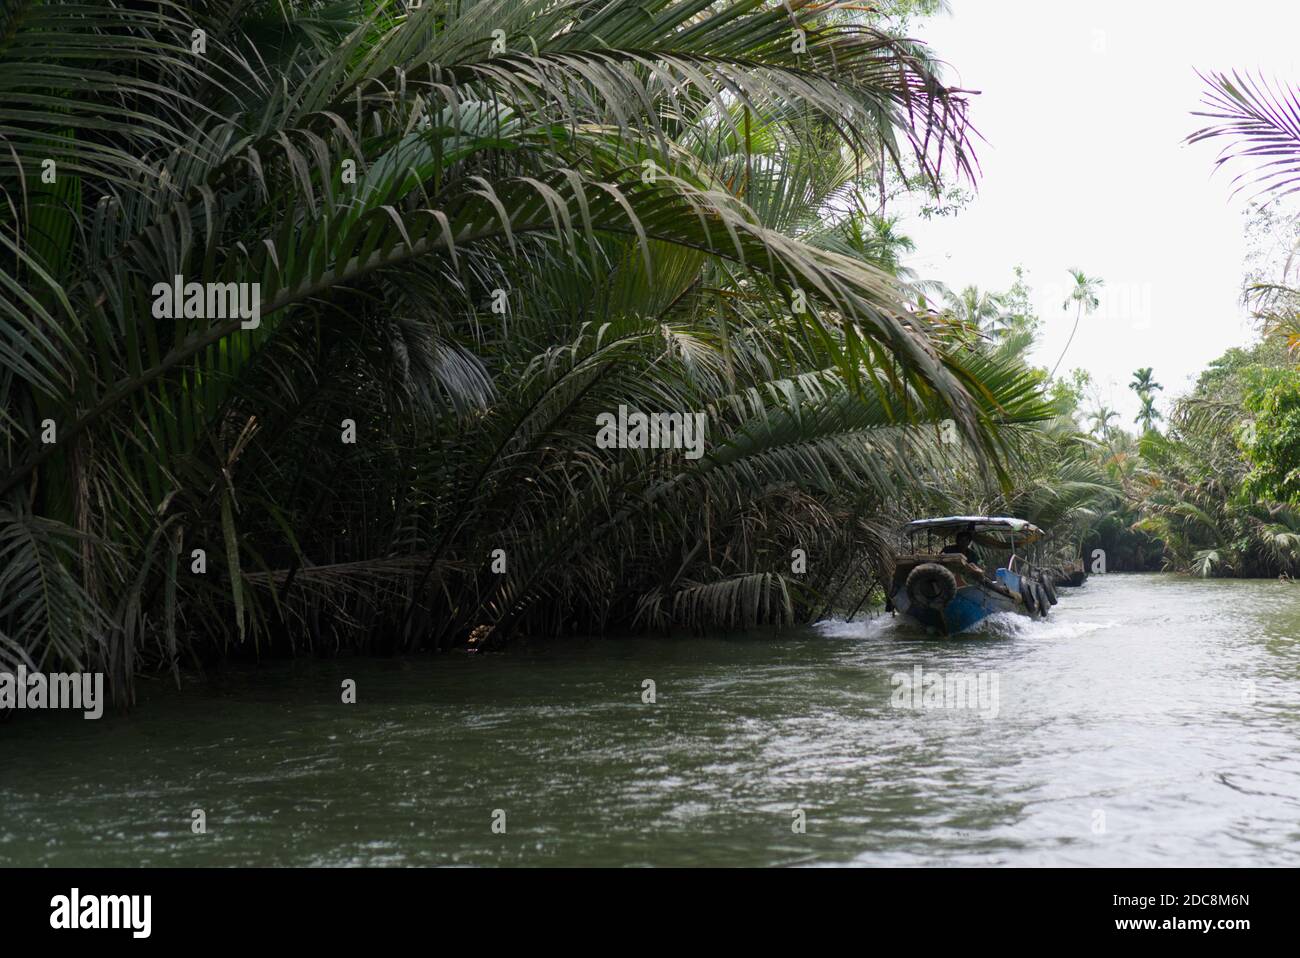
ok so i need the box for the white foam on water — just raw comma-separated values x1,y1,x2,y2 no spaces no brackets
1033,616,1117,640
957,610,1028,638
815,607,1118,641
814,616,897,639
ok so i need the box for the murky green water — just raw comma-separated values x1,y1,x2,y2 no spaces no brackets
3,574,1299,866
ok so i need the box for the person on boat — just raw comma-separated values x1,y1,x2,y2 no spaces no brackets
941,529,980,565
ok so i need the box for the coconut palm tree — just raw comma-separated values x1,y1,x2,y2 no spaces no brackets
855,212,917,278
1050,269,1104,379
947,285,1007,332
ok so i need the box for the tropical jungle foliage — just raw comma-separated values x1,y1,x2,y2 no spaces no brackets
14,3,1292,706
5,0,1096,703
1070,71,1300,578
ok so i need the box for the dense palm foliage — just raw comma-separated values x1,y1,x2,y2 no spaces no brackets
4,0,1084,701
1134,343,1300,577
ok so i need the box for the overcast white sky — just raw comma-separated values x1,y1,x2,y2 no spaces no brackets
900,0,1300,425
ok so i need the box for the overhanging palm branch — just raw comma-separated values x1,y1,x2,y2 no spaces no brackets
1188,70,1300,205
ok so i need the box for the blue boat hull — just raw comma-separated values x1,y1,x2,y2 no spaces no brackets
892,568,1032,635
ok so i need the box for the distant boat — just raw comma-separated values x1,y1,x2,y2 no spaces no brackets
1058,559,1088,587
887,516,1057,635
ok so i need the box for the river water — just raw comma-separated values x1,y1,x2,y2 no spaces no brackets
3,574,1299,866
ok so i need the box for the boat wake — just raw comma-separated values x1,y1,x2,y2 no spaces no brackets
814,616,899,639
815,608,1113,641
958,610,1030,638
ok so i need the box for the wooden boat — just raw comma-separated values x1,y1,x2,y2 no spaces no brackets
1059,559,1088,587
887,516,1056,635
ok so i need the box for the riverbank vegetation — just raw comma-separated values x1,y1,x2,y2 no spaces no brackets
1075,74,1300,578
0,0,1063,700
1072,337,1300,577
1,2,1296,704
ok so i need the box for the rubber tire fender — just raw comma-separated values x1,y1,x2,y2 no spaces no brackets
1041,576,1058,606
905,563,958,610
1021,578,1038,614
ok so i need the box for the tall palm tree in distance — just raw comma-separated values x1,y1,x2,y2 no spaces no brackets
1129,367,1163,394
1050,269,1104,379
1135,394,1163,432
950,285,1007,328
1089,404,1119,439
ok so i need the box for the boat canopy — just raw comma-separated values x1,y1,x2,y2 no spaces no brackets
903,516,1044,544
